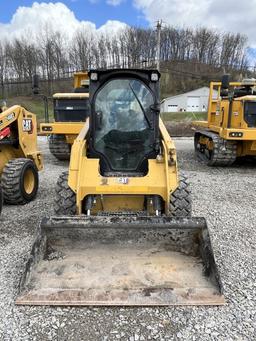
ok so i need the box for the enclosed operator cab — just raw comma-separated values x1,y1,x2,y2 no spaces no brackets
88,69,160,176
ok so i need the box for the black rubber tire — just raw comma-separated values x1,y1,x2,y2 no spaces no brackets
169,173,192,217
49,134,71,161
54,171,76,215
0,185,3,215
2,158,39,205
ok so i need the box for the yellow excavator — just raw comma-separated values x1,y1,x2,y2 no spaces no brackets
0,104,43,215
17,69,224,306
193,76,256,166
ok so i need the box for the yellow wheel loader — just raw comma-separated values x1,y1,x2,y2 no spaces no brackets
36,72,90,160
193,76,256,166
17,69,224,306
0,105,43,213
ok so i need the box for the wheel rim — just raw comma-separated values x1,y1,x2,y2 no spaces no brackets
23,168,35,195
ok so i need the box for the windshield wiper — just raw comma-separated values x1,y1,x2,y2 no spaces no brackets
129,83,151,128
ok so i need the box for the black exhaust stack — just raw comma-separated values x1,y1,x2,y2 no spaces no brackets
32,74,49,123
220,74,230,97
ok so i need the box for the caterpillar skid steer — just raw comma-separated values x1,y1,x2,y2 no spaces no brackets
193,75,256,166
37,72,90,160
0,105,43,214
17,69,224,306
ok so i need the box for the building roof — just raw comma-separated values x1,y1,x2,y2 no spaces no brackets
161,87,218,103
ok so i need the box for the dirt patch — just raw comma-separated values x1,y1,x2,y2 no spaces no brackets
165,122,194,137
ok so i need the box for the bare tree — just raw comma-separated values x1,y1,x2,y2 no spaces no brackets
0,23,250,97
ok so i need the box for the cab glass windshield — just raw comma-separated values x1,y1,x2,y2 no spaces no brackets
94,78,154,171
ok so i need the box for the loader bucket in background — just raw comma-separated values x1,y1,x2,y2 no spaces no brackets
16,216,225,306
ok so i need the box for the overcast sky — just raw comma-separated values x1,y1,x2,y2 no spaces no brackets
0,1,255,47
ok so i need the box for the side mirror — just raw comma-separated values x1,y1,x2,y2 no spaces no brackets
32,74,40,95
95,111,103,130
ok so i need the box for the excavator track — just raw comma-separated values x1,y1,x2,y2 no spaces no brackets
194,130,237,166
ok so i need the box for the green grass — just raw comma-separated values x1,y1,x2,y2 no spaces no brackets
6,96,53,124
5,96,207,125
161,111,207,122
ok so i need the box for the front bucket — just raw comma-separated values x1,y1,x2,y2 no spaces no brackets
16,216,225,306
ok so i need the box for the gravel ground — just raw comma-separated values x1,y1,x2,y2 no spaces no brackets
0,136,255,341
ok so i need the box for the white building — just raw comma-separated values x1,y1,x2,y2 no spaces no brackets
161,87,218,113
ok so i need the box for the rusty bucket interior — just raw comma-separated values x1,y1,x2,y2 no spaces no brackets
16,216,225,306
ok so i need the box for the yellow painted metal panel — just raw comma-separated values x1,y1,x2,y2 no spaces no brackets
68,117,178,214
221,128,256,140
192,121,209,128
73,72,89,88
39,122,84,135
0,106,43,172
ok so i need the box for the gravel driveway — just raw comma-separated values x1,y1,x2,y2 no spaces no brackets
0,137,255,341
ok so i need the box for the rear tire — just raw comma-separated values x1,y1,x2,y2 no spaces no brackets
49,134,71,161
2,158,39,204
55,171,76,215
169,173,192,217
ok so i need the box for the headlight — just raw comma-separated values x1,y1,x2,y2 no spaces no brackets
229,132,243,137
81,79,89,86
151,72,159,82
90,72,98,81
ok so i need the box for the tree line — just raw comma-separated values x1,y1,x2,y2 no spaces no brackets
0,25,249,80
0,25,249,97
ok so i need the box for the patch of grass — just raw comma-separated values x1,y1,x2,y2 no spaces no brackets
161,111,207,122
5,97,207,127
6,96,54,124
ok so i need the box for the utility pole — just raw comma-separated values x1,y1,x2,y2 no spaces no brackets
156,20,162,71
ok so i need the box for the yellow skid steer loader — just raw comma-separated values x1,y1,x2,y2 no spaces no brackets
0,105,43,215
17,69,224,306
